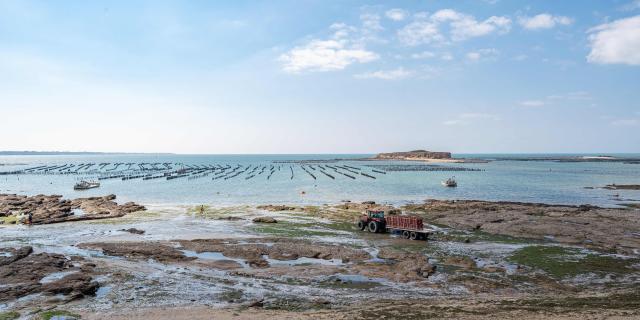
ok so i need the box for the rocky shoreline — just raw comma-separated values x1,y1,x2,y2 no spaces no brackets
0,194,145,225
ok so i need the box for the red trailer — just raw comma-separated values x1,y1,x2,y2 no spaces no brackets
357,209,431,240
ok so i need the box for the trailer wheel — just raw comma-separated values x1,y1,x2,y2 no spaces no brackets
357,221,366,230
410,232,418,240
402,230,410,239
368,221,379,233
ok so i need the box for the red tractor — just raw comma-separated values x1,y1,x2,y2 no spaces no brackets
357,209,431,240
357,210,386,233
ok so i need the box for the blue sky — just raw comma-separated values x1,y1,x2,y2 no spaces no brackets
0,0,638,154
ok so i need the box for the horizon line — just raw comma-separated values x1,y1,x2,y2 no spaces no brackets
1,151,639,156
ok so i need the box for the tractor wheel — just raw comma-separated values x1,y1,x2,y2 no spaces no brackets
410,232,418,240
368,221,379,233
357,221,366,230
402,230,410,239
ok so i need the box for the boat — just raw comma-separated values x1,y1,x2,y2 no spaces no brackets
74,180,100,190
442,177,457,187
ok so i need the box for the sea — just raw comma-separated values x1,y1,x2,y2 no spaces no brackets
1,153,639,208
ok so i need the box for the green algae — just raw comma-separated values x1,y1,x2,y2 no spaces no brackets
0,311,20,320
507,245,639,278
251,220,348,238
0,215,19,225
38,310,81,320
498,291,640,312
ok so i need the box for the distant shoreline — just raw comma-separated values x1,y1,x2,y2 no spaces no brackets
0,151,174,156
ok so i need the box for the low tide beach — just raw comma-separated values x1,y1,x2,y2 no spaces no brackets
1,154,639,319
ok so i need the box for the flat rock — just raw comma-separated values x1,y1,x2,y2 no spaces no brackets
0,193,146,225
120,228,145,235
403,199,640,255
78,242,195,263
252,217,278,223
0,246,98,301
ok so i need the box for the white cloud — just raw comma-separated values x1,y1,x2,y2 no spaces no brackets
519,92,592,108
443,113,500,125
467,52,481,61
466,48,498,61
398,19,443,45
620,0,640,11
611,119,639,126
411,51,436,59
513,54,528,61
385,9,407,21
280,40,378,73
519,14,573,30
443,119,464,126
360,13,383,32
398,9,511,46
441,53,454,61
587,15,640,66
355,67,412,80
520,100,546,107
280,22,380,73
460,113,500,120
547,91,592,101
450,15,511,41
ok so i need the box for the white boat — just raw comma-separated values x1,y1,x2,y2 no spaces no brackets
74,180,100,190
442,177,457,187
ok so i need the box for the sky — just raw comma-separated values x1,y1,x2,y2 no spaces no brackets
0,0,639,154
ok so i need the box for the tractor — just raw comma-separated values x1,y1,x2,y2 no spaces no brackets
357,209,386,233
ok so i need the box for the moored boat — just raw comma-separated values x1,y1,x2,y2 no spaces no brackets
74,180,100,190
442,177,457,187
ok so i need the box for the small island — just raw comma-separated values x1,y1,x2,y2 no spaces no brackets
372,150,484,163
374,150,452,160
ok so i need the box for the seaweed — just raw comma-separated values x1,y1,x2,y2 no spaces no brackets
507,245,640,278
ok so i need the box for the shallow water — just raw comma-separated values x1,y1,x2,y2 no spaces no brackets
39,271,79,284
182,250,251,268
265,256,344,267
1,154,639,207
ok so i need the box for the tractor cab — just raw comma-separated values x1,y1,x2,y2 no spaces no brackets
367,210,385,220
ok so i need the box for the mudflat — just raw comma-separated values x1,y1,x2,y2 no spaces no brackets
0,196,638,319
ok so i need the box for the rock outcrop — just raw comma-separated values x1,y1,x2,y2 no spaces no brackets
252,217,278,223
404,199,640,255
0,194,145,225
256,205,297,211
120,228,146,235
0,246,99,301
603,184,640,190
78,242,195,263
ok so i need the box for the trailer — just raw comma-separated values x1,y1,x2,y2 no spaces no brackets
357,209,431,240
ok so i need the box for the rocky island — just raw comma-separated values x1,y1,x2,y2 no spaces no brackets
374,149,452,160
371,149,486,163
